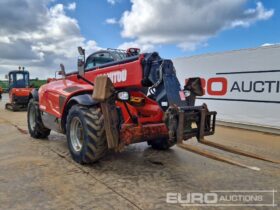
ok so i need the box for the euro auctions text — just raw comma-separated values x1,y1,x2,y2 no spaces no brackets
166,190,277,207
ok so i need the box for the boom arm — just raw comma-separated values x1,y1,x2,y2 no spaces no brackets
141,53,216,142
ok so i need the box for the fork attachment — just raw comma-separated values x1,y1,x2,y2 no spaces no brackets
176,105,217,143
142,56,217,143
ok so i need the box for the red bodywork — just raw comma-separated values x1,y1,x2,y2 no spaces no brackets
9,88,33,103
6,70,34,109
39,55,168,144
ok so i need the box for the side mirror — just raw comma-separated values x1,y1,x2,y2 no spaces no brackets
5,74,8,79
78,46,85,56
59,63,66,78
77,46,85,77
55,64,66,78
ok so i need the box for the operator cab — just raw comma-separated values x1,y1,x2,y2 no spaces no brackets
8,70,30,89
85,48,140,70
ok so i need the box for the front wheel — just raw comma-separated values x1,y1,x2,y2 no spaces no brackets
66,105,107,164
27,99,51,138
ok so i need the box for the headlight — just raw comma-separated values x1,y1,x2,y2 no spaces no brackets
183,90,191,97
117,91,130,101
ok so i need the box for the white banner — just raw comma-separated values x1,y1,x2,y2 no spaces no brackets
173,45,280,130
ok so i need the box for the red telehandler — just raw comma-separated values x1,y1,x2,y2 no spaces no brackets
27,47,279,168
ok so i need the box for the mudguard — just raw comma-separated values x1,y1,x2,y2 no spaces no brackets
67,94,99,106
58,93,99,134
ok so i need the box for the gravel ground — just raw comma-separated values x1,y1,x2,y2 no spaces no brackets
0,94,279,210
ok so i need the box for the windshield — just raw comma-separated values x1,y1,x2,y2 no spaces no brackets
111,51,127,60
9,72,29,88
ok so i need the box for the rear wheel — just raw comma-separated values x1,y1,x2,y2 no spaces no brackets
148,138,175,150
27,99,51,138
66,105,107,164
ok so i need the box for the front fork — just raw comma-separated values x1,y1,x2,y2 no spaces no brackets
165,104,217,144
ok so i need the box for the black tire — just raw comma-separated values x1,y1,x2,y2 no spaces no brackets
148,138,175,150
27,99,51,138
66,105,107,164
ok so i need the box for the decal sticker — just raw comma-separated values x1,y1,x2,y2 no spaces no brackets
102,69,127,83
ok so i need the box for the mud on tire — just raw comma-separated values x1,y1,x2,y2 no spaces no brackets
66,105,107,164
27,99,51,139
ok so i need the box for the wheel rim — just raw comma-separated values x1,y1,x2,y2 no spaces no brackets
70,117,84,152
29,105,36,130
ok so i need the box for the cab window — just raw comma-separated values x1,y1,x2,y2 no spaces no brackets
85,52,114,70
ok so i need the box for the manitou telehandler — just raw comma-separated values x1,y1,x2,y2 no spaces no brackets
27,47,279,168
5,67,34,111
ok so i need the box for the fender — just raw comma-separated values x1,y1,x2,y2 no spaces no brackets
67,94,99,107
60,93,100,133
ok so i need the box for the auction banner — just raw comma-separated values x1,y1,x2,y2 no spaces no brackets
173,45,280,130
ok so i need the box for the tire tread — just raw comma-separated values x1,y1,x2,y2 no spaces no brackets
67,105,107,164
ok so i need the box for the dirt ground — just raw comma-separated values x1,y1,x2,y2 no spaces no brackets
0,93,279,210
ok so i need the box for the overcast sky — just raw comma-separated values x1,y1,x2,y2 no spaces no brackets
0,0,278,79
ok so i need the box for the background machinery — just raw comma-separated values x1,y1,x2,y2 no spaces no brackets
5,67,34,111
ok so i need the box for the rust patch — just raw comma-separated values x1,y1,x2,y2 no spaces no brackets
120,123,169,145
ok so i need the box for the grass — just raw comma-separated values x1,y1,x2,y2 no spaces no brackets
0,81,8,89
0,79,46,91
30,79,47,88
